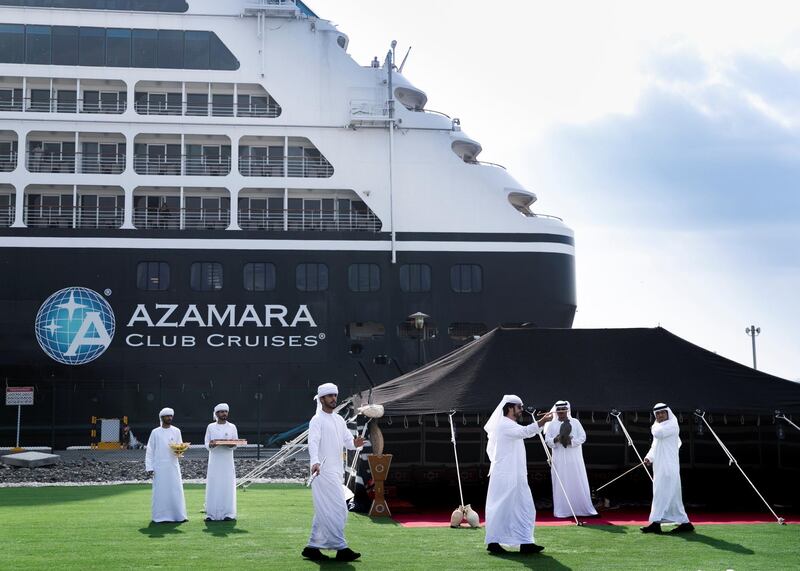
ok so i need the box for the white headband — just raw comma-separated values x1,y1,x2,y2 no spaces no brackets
213,403,229,420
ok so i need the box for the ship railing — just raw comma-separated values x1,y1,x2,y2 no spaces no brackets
133,208,230,230
184,156,232,177
135,102,281,118
0,97,126,114
0,152,17,172
238,155,334,178
239,208,382,232
26,152,125,174
133,155,232,176
0,206,13,227
23,206,124,229
78,154,126,175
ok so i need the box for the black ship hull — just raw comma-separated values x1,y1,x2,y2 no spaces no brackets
0,235,576,447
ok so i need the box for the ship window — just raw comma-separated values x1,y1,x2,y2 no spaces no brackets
212,94,233,117
157,29,183,69
210,32,239,71
448,322,488,342
186,93,208,116
136,261,170,291
243,262,276,292
191,262,224,292
52,26,79,65
106,28,131,67
0,24,24,64
450,264,483,293
346,322,385,341
296,263,328,292
0,0,189,11
132,29,157,68
79,27,105,66
30,89,51,112
348,263,380,292
400,264,431,293
397,319,438,340
184,30,210,70
26,25,51,65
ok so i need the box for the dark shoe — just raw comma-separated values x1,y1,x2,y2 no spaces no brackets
640,522,662,534
223,517,235,521
336,547,361,561
486,543,507,554
301,547,329,561
520,543,545,554
204,517,212,522
669,522,695,534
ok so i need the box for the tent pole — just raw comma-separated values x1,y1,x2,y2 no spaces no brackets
611,411,653,482
695,410,785,525
775,412,800,432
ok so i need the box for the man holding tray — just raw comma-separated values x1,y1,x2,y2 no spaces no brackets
204,403,242,521
145,407,188,523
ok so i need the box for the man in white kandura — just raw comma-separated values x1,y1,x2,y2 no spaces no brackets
640,403,694,534
302,383,364,562
204,403,238,521
544,400,598,518
145,407,188,523
484,394,553,555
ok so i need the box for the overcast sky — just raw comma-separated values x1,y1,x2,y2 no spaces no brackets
314,0,800,381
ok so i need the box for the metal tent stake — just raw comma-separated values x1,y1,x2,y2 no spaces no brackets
695,410,785,525
611,410,653,482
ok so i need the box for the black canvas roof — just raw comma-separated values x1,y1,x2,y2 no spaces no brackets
355,327,800,415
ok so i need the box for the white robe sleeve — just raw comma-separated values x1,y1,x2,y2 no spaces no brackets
204,424,213,451
145,429,155,472
645,437,658,463
570,420,587,447
308,417,321,466
175,427,183,443
340,418,356,451
653,422,679,439
232,423,239,439
503,420,541,440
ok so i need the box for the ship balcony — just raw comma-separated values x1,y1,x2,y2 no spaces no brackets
133,188,231,230
0,78,127,115
238,136,333,178
0,185,13,227
133,208,230,230
22,185,125,229
134,135,231,177
27,133,126,174
133,156,232,177
134,82,281,118
238,155,333,178
238,208,381,232
0,131,18,172
238,189,382,232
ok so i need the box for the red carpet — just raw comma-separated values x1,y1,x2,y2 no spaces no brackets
390,505,799,528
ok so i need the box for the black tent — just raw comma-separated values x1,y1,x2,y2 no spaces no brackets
355,327,800,415
351,327,800,506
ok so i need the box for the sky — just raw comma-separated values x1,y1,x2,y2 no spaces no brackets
313,0,800,381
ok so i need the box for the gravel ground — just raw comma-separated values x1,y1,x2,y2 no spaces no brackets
0,456,308,485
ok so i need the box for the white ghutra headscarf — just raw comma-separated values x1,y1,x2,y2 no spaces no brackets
313,382,338,415
213,403,229,420
158,407,174,423
483,394,523,473
652,402,681,447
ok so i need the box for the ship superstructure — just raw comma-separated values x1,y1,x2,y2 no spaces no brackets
0,0,575,444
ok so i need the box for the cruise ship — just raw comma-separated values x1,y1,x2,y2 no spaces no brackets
0,0,576,446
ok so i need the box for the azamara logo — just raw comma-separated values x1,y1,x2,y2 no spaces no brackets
34,287,116,365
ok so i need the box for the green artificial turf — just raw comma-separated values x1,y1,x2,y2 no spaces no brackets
0,484,796,570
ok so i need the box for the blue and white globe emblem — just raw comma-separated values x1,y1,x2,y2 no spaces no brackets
35,287,115,365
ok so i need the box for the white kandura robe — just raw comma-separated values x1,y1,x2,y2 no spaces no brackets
307,411,356,550
645,419,689,524
544,418,598,517
204,421,239,520
145,425,188,523
485,417,541,545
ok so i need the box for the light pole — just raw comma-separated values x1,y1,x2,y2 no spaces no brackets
408,311,430,368
745,325,760,370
